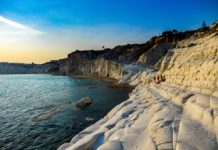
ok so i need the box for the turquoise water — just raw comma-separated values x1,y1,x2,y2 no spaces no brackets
0,74,132,150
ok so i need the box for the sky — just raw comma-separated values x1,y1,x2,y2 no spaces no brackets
0,0,218,64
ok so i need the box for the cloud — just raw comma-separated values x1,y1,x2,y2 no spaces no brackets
0,16,44,34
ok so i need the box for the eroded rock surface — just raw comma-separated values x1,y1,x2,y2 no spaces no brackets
58,22,218,149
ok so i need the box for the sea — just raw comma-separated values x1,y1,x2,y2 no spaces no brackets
0,74,132,150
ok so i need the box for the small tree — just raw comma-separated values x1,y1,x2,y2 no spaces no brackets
202,21,207,28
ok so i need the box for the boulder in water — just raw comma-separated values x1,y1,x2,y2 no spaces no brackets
75,97,93,109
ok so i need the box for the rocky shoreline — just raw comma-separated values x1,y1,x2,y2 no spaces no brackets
57,22,218,150
1,21,218,150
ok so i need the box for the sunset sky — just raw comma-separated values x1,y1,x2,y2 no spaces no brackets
0,0,218,64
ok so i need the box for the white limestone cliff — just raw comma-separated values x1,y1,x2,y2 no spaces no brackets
58,23,218,150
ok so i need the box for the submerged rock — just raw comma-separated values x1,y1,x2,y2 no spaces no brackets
32,106,62,121
75,97,93,109
32,103,73,121
85,117,95,121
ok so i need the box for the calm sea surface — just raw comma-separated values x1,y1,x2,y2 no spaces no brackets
0,74,132,150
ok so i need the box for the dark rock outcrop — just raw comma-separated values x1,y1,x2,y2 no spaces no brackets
74,97,93,109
